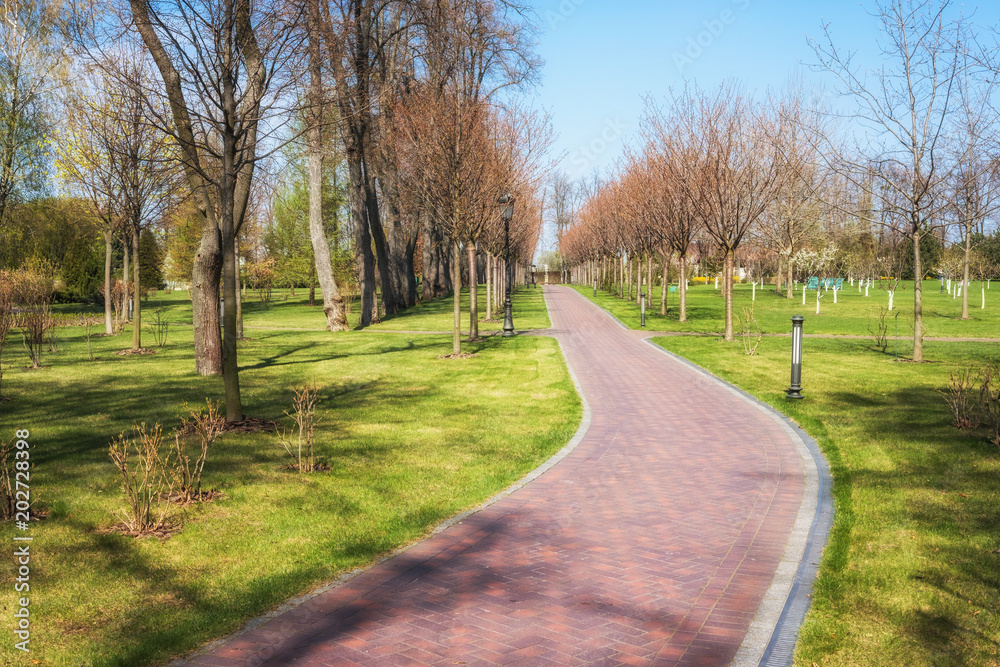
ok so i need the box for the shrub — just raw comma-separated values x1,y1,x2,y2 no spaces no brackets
737,305,762,356
149,308,169,347
108,423,175,534
0,438,15,520
941,367,984,430
868,306,890,353
979,367,1000,448
278,384,322,473
0,272,15,397
173,400,223,502
942,364,1000,447
11,268,55,368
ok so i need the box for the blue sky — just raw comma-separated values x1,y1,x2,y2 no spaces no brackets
528,0,895,180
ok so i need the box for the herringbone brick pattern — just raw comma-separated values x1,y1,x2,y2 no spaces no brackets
189,286,805,666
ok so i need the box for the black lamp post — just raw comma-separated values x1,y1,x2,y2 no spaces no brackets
499,194,515,337
786,315,805,399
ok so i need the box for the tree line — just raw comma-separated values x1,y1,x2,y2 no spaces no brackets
561,0,1000,361
0,0,551,421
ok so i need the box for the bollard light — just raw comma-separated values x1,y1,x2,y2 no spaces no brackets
786,315,804,400
640,291,647,328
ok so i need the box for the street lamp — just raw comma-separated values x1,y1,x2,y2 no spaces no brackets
499,194,515,337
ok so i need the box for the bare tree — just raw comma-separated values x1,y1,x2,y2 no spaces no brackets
812,0,973,361
304,6,349,332
125,0,305,420
680,83,784,341
950,43,1000,320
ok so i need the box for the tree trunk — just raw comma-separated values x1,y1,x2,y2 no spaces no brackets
660,252,669,316
365,169,397,317
235,243,243,340
786,259,794,300
309,264,316,307
724,249,735,341
421,214,435,302
305,34,349,332
775,255,783,295
486,254,492,320
348,153,375,326
132,226,141,351
679,254,688,322
122,237,130,324
912,227,923,362
452,238,462,355
403,226,418,307
221,137,243,422
961,220,972,320
627,256,633,301
645,254,652,305
192,222,223,376
468,241,479,340
103,231,113,335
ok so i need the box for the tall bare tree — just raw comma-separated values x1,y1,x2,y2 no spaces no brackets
680,83,784,341
812,0,972,361
304,5,349,332
125,0,304,420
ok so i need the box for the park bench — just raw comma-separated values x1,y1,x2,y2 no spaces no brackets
807,277,819,290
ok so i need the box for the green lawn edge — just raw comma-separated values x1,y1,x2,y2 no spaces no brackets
0,288,578,666
649,334,1000,666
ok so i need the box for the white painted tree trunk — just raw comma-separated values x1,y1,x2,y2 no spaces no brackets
802,286,807,305
888,291,895,311
833,286,838,304
865,284,870,297
983,284,987,310
715,277,719,290
947,279,951,293
816,290,821,315
752,282,757,301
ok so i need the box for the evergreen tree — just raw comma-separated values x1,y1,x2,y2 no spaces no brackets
138,228,165,291
60,234,103,301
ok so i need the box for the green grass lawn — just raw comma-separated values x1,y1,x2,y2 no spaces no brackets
572,281,1000,339
0,288,578,666
652,335,1000,666
69,283,552,335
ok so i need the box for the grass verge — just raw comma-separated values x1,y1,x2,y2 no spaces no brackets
0,291,577,666
652,335,1000,666
571,281,1000,339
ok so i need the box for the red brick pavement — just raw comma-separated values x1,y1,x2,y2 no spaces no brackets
187,285,806,666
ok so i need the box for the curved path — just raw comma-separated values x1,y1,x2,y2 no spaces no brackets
186,286,820,666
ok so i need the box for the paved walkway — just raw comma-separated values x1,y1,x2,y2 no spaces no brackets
186,286,818,666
